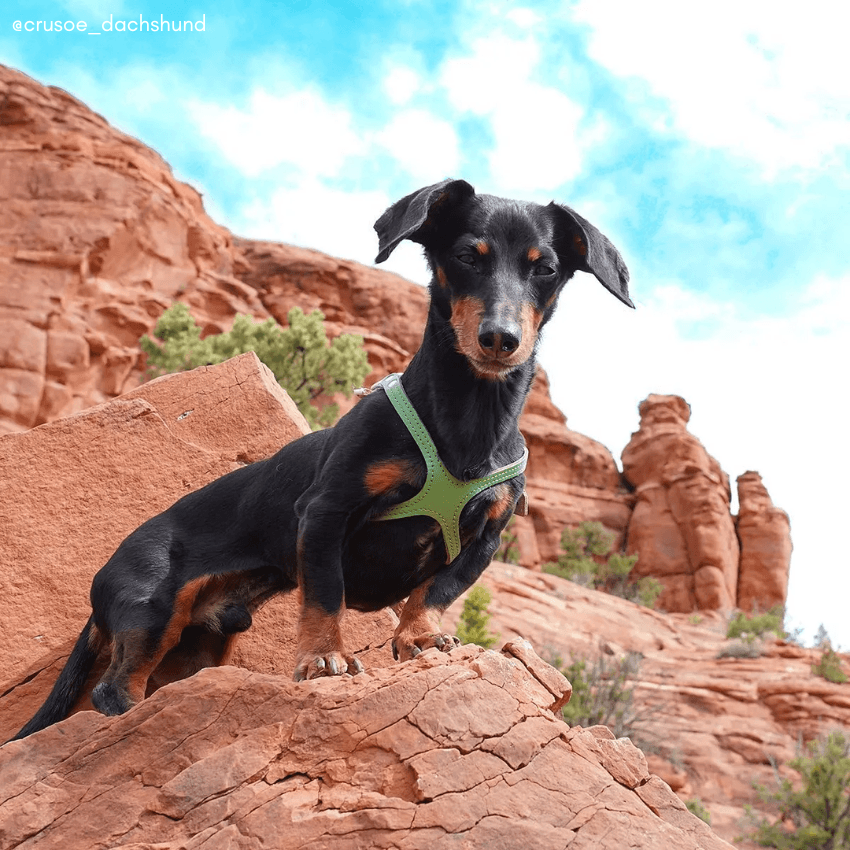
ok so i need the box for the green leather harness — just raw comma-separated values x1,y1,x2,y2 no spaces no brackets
372,373,528,563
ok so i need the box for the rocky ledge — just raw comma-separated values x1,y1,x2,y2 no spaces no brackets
0,640,732,850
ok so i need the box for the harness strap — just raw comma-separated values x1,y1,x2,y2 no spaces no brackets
373,373,528,563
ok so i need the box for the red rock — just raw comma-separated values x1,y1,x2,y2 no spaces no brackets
0,353,396,741
0,645,734,850
622,394,741,612
447,560,850,847
736,471,792,612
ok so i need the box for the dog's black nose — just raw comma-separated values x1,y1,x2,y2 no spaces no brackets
478,321,521,355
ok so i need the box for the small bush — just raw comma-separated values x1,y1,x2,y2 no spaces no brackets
746,731,850,849
686,798,711,825
557,651,644,739
140,303,370,429
727,606,786,641
812,647,847,684
542,521,662,608
495,516,520,565
455,585,499,649
717,639,763,659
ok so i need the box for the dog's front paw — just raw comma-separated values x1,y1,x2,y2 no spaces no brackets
293,652,365,682
392,632,461,661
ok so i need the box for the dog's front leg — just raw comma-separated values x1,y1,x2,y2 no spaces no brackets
392,533,498,662
293,497,364,682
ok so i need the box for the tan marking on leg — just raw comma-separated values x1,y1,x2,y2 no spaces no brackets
296,602,345,658
87,622,106,652
393,582,459,661
123,576,213,704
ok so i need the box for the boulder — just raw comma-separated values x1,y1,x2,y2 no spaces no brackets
447,559,850,846
0,353,395,741
0,641,734,850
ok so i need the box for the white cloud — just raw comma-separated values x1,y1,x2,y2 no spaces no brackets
376,109,461,184
384,66,422,106
235,180,391,267
572,0,850,172
439,33,592,192
187,88,364,179
539,272,850,646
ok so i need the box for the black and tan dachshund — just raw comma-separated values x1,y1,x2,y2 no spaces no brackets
11,179,632,741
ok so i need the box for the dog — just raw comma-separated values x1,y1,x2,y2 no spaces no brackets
11,178,632,741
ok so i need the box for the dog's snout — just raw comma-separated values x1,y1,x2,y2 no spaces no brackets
478,320,521,355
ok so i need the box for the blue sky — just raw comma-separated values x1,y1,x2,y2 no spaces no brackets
4,0,849,646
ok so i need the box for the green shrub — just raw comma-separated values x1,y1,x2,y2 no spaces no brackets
495,516,520,564
747,731,850,849
686,798,711,825
140,303,370,429
812,647,848,684
455,585,499,649
727,607,786,641
542,521,662,608
557,651,644,739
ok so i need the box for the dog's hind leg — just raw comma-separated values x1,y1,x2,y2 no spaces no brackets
91,577,212,716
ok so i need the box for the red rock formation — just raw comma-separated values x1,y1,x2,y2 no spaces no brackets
0,641,737,850
622,394,741,611
0,353,396,740
736,471,792,612
449,560,850,848
620,396,792,613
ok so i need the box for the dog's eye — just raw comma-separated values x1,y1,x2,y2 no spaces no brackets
533,264,556,276
456,253,477,267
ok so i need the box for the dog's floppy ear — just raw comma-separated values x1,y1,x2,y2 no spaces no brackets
374,179,475,263
550,204,634,308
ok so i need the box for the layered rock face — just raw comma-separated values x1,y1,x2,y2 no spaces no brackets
621,394,790,613
0,64,628,572
451,561,850,848
0,65,791,613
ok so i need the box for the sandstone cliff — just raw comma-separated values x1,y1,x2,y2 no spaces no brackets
0,64,790,613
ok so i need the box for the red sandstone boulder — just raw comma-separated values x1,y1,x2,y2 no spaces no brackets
0,353,396,741
0,642,734,850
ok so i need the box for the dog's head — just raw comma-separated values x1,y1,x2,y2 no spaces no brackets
374,179,632,381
